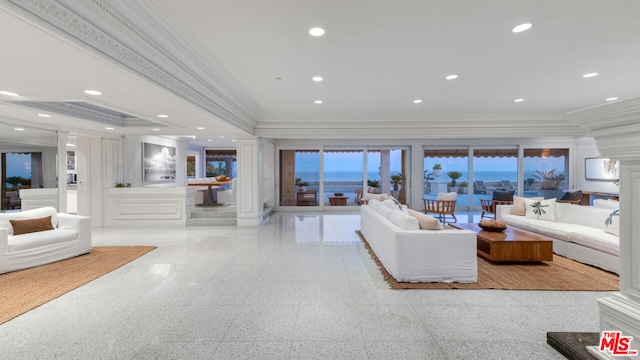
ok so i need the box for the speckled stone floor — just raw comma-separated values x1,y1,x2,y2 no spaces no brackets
0,212,613,359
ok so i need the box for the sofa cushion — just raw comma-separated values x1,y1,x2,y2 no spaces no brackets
568,230,620,257
528,220,572,242
593,199,620,210
377,205,394,218
407,209,443,230
7,228,77,252
501,214,533,231
524,198,556,221
363,192,389,201
389,211,420,230
0,207,58,235
367,198,382,210
10,216,54,235
558,204,612,230
511,196,543,216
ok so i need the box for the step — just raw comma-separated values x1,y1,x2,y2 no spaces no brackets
190,209,237,219
186,218,237,226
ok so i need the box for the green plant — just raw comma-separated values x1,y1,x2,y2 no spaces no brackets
295,177,309,187
530,200,548,220
533,169,565,190
390,173,403,190
367,179,380,188
525,177,536,186
423,170,434,181
5,176,30,187
459,181,468,188
446,171,463,187
432,164,442,170
115,182,131,188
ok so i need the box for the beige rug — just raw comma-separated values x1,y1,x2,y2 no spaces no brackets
357,231,619,291
0,246,156,325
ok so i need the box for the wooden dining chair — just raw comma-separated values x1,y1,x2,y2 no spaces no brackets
423,192,457,224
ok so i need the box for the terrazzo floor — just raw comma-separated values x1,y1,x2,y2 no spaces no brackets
0,212,613,359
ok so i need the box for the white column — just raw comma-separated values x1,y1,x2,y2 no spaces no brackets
380,150,390,194
569,98,640,359
236,138,264,227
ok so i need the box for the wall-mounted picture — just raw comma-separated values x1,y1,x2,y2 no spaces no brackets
142,142,176,182
585,157,619,181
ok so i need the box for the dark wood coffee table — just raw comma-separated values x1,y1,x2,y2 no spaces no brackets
449,223,553,262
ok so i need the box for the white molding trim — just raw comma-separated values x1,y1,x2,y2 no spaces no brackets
2,0,260,133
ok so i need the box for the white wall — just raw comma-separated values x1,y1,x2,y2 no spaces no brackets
575,137,620,194
123,135,188,187
262,139,275,210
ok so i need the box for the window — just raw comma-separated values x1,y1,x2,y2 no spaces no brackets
279,150,320,206
324,150,363,206
523,148,569,199
472,148,518,207
424,149,469,209
205,150,236,178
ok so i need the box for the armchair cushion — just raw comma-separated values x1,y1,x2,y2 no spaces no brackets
10,216,54,235
0,207,58,235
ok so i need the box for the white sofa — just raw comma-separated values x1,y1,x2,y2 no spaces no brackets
496,200,620,274
0,207,92,274
360,200,477,283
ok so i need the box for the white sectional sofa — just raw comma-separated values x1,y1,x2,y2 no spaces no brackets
360,199,477,283
0,207,92,274
496,199,620,274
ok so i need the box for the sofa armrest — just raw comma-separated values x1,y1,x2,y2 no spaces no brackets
57,213,92,246
495,204,513,220
0,228,7,255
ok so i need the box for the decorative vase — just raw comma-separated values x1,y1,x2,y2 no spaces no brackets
432,169,442,179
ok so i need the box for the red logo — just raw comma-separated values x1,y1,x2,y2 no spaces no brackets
599,331,638,356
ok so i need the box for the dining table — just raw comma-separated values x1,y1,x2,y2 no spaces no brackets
188,181,232,204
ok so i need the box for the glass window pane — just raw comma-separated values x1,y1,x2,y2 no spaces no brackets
523,148,569,199
279,150,320,206
324,150,363,206
472,149,517,207
423,149,469,208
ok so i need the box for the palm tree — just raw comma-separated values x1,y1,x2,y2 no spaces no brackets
446,171,463,187
530,201,548,220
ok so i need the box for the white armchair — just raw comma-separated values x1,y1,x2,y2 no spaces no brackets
217,178,237,205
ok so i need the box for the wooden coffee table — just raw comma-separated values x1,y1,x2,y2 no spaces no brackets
449,223,553,262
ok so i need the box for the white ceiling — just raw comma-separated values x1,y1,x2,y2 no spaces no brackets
1,0,640,144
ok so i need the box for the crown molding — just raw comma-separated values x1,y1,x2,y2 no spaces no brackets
256,112,585,139
568,96,640,160
2,0,261,134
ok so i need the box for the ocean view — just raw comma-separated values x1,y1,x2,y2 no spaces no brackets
296,170,547,183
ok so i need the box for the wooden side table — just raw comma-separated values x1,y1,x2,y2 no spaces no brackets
328,195,348,206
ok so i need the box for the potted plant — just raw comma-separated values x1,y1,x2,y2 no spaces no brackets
390,173,403,191
432,164,442,179
295,177,309,192
524,177,536,191
533,169,565,198
446,171,463,192
458,181,468,194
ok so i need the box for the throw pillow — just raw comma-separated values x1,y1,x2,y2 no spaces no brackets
511,196,543,216
604,209,620,236
492,190,514,201
367,198,382,210
389,211,420,230
10,216,54,235
524,198,557,222
559,190,583,202
407,209,443,230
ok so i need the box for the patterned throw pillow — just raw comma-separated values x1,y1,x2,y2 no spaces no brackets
9,216,54,235
524,198,557,222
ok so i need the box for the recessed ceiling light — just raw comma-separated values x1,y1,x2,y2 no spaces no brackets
583,72,599,78
309,27,325,36
512,23,532,33
196,127,205,130
152,128,160,131
413,99,422,104
14,127,25,131
219,136,224,139
606,97,618,101
207,139,212,142
312,76,323,82
157,114,169,118
514,98,525,102
105,127,114,130
314,100,323,104
232,139,236,142
66,143,76,147
445,74,458,80
84,90,102,95
37,113,51,118
0,91,20,97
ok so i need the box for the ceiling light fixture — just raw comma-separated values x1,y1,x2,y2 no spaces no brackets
66,143,76,147
196,127,205,130
413,99,422,104
105,127,114,130
219,136,225,139
208,139,212,142
157,114,169,118
445,74,458,80
312,76,323,82
84,90,102,96
232,139,236,143
152,128,160,131
314,100,323,104
512,23,532,33
0,91,20,97
37,113,51,118
606,97,618,101
309,27,325,36
14,127,25,131
514,98,525,102
583,72,599,78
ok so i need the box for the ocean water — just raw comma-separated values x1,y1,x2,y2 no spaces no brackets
295,170,540,183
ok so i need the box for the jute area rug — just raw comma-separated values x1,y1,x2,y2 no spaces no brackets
357,231,619,291
0,246,156,325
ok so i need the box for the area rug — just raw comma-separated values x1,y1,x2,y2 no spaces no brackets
357,231,619,291
0,246,156,325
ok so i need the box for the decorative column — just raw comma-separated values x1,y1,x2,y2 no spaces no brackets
236,138,265,227
569,98,640,359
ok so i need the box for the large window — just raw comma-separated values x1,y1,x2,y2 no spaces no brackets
423,149,469,208
279,150,320,206
324,150,364,206
205,150,236,178
472,148,518,207
523,148,569,199
2,152,42,211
